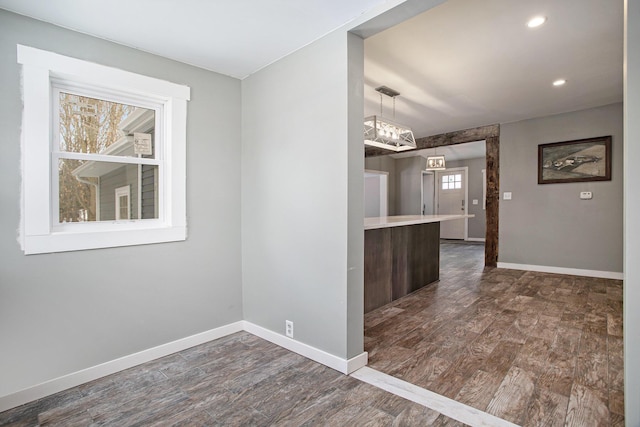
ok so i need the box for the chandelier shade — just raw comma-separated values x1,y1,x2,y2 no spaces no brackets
364,115,416,152
426,155,446,170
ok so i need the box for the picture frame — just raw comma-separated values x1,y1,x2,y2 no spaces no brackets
538,136,612,184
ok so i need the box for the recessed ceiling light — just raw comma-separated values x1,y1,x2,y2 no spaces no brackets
553,79,567,86
527,16,547,28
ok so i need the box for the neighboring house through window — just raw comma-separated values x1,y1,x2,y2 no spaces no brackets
17,45,190,254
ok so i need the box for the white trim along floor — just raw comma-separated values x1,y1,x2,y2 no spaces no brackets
351,366,519,427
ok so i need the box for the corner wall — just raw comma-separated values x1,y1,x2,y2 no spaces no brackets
499,103,623,274
395,156,426,215
0,10,243,400
241,30,363,360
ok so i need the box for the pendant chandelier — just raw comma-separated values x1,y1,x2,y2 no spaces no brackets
426,154,446,170
364,86,416,152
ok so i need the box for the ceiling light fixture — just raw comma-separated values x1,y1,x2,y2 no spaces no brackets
426,154,446,171
527,16,547,28
426,144,446,171
553,79,567,86
364,86,416,152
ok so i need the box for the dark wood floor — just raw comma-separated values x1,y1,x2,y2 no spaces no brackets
1,243,624,426
365,242,624,427
0,332,467,426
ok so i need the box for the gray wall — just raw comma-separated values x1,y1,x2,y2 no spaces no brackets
499,103,623,273
446,158,486,240
624,0,640,423
0,10,242,398
241,30,364,359
364,175,382,217
395,156,426,215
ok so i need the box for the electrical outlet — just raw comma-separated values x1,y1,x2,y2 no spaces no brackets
285,320,293,338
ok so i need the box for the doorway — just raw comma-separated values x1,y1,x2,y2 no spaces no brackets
366,129,498,266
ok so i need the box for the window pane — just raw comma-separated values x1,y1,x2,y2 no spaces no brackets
118,195,129,220
58,159,158,222
442,182,447,190
448,175,454,183
455,174,462,182
455,182,462,189
58,92,155,158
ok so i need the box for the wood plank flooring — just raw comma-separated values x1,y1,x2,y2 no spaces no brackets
0,242,624,426
0,332,466,426
365,242,624,427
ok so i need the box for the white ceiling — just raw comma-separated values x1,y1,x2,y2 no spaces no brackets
0,0,623,142
0,0,386,79
364,0,624,138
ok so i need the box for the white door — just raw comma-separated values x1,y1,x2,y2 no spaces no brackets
436,169,467,239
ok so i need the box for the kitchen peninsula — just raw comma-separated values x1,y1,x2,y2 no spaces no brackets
364,214,473,313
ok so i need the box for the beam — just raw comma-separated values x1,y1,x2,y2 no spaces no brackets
364,124,499,157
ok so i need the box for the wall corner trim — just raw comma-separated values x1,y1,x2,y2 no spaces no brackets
242,321,368,375
497,262,624,280
0,321,368,413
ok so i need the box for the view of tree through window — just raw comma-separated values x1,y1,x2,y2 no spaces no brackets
57,93,156,223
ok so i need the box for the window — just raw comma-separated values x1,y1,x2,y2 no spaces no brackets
441,173,462,190
18,45,190,254
115,186,131,220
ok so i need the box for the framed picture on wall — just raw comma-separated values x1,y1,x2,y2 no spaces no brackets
538,136,612,184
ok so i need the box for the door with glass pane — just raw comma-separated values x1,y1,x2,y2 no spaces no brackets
436,169,466,239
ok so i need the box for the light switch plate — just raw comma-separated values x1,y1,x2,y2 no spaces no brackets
503,192,512,200
580,191,593,200
472,199,479,205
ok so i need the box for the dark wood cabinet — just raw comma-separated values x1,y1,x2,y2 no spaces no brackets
364,222,439,313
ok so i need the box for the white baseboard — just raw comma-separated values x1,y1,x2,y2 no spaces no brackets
0,322,244,413
242,321,367,375
0,320,368,413
497,262,624,280
465,237,486,242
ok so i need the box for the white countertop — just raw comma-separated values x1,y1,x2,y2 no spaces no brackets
364,214,474,230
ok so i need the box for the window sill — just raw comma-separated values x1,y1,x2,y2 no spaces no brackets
23,226,186,255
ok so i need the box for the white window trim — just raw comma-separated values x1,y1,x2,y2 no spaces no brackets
17,45,190,254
